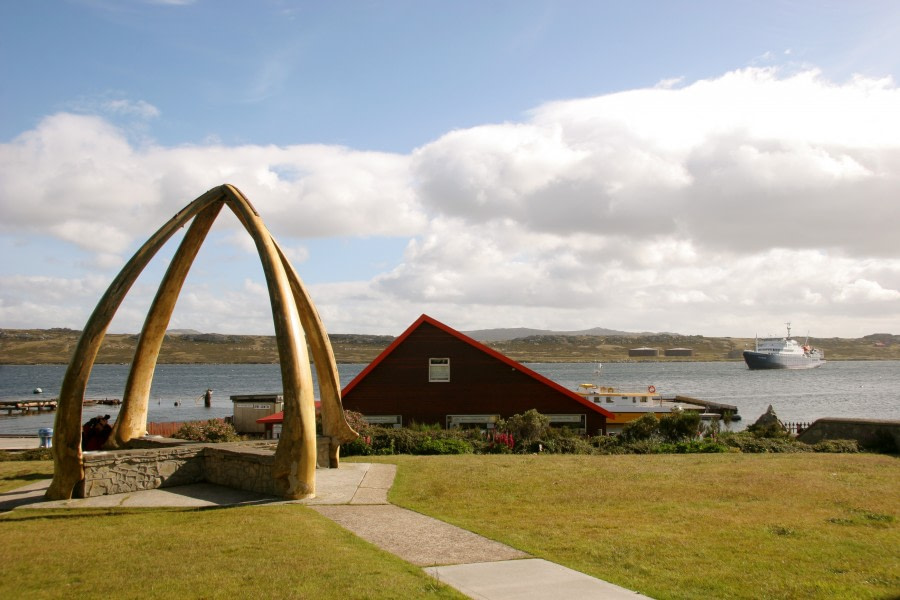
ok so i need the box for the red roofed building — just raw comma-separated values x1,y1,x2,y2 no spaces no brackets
341,314,611,435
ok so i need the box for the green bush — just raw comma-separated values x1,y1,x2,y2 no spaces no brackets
340,421,870,457
172,419,240,443
620,413,660,442
342,435,374,456
589,435,624,455
810,439,861,453
658,410,701,442
407,421,443,432
657,439,729,454
360,426,478,455
720,431,805,453
498,409,550,444
618,439,660,454
414,437,473,455
342,410,368,433
546,436,595,454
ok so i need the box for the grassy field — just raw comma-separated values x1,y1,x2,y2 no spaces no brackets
356,453,900,600
2,328,898,364
0,462,465,600
2,454,898,599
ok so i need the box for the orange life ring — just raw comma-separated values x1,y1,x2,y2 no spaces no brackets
648,385,656,393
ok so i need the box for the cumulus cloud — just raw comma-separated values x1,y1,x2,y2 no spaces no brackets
0,115,425,254
1,67,899,336
414,67,900,256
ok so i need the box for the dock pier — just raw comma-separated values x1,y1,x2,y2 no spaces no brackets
0,399,58,415
673,396,742,421
1,397,120,415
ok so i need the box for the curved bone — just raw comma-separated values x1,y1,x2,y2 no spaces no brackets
46,188,226,500
275,241,358,467
221,185,317,499
109,201,223,448
47,184,351,501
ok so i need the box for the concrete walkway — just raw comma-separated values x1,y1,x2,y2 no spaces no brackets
2,461,652,599
0,436,42,450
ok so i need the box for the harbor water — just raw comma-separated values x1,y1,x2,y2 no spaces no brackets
1,361,898,435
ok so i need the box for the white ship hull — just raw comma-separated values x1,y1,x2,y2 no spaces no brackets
742,350,825,370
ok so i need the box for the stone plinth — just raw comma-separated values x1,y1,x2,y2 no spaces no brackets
75,436,339,498
79,444,205,497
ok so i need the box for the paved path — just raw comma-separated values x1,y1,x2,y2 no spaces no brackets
2,461,652,599
0,436,42,450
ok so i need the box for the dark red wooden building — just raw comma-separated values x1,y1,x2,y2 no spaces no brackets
341,314,611,434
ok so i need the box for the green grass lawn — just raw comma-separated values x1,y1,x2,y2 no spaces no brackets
3,454,898,599
0,462,465,600
355,453,900,600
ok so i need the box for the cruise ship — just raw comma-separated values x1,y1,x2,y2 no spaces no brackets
742,323,825,370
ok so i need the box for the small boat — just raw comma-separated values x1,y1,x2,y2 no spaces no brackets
575,383,706,434
743,323,825,370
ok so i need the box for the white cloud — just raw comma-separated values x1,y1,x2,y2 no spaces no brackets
102,99,161,119
834,279,900,303
1,67,899,337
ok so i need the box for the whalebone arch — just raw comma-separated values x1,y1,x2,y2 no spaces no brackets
46,184,357,501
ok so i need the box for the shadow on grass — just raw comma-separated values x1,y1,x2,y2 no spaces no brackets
0,504,253,523
1,473,51,482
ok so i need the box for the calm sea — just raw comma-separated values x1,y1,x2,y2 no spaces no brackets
1,361,898,435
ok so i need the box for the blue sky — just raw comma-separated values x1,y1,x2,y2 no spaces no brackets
2,0,899,337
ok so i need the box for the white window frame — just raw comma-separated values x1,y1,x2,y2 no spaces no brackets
446,414,499,429
364,415,403,429
547,414,587,434
429,357,450,382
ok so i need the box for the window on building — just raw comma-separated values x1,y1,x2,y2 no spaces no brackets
547,414,587,434
429,357,450,382
447,415,499,429
365,415,403,429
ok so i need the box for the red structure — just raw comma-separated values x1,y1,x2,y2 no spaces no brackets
341,314,611,435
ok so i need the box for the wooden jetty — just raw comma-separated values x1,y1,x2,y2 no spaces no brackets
1,397,121,415
673,395,742,421
82,398,122,406
1,399,58,415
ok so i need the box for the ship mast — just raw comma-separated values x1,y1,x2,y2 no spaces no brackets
785,322,792,339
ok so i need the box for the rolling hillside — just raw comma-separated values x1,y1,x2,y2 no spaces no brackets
1,328,897,364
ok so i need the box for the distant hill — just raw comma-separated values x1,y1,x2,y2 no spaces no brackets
463,326,659,342
1,328,897,364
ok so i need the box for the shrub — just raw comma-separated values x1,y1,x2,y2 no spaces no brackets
657,439,729,454
618,439,660,454
367,427,421,454
620,413,660,442
407,421,443,432
498,409,550,444
658,410,701,442
342,410,368,433
720,431,805,453
172,419,240,443
481,431,515,454
546,436,595,455
590,435,623,454
810,439,861,453
414,437,473,455
342,434,374,456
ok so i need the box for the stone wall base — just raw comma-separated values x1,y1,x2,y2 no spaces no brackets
77,435,337,498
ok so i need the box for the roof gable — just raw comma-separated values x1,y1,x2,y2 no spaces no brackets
342,314,612,418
